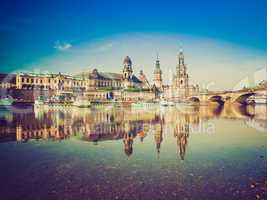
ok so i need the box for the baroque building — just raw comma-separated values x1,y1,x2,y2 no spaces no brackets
161,49,199,100
173,49,200,100
77,56,143,91
14,56,154,101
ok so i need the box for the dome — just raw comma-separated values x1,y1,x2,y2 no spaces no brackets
123,56,132,65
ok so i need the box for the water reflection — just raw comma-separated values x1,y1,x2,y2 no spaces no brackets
0,104,266,160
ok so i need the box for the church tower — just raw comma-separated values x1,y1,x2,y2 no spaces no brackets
122,56,133,88
153,55,163,89
172,49,189,99
123,56,133,80
176,49,189,89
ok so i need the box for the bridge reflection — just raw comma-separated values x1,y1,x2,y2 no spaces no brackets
0,104,266,160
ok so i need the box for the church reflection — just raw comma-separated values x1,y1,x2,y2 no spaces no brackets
153,114,164,157
0,104,267,160
174,117,190,161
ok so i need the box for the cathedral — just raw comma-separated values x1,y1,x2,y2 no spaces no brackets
153,49,199,100
172,49,190,99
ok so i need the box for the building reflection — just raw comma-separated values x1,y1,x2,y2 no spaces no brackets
0,104,267,160
174,116,190,160
154,114,163,157
123,131,134,157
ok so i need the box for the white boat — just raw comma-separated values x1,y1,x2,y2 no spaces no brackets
160,100,169,106
131,102,158,109
34,97,44,106
167,101,175,106
160,99,175,107
254,96,267,104
0,97,14,106
73,99,91,108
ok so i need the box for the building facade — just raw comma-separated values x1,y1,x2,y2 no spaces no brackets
76,56,153,101
13,56,154,101
16,72,86,92
11,52,200,102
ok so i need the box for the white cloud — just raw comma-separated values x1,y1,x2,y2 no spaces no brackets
54,41,72,51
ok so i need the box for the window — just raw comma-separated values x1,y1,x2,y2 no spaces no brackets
22,78,24,83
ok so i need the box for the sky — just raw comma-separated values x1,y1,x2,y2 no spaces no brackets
1,0,267,90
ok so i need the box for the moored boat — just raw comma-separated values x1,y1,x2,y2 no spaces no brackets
0,97,14,106
34,97,45,106
254,96,267,105
160,99,175,107
131,101,158,109
167,101,175,106
73,99,91,108
160,99,168,106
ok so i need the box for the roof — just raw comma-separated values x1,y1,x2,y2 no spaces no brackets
131,75,142,84
99,72,122,80
77,70,142,83
77,70,123,81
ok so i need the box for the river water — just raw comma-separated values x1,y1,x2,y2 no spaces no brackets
0,104,266,200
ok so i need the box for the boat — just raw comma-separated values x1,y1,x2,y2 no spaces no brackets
73,99,91,108
160,99,175,107
34,97,45,106
254,96,267,105
0,97,14,106
131,101,158,109
167,101,175,106
160,99,168,106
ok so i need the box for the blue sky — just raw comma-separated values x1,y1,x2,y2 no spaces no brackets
1,0,267,89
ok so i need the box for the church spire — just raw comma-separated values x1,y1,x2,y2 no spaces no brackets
179,49,185,65
153,53,163,89
155,53,160,69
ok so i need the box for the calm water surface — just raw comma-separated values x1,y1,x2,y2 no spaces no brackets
0,104,267,200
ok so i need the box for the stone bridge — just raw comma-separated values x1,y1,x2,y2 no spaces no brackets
188,87,267,105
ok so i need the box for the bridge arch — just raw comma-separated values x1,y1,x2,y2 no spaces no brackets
234,92,256,104
188,97,200,103
208,95,224,105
